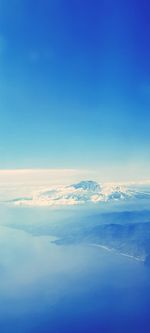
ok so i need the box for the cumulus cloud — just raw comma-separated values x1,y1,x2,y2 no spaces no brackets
1,169,150,206
0,169,92,201
9,180,150,207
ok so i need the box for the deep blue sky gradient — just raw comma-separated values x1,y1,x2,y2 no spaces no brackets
0,0,150,170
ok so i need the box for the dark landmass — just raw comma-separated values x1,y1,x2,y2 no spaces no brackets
53,221,150,264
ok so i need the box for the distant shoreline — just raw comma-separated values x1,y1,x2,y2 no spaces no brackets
90,243,145,262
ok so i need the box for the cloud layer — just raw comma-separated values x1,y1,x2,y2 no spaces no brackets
9,180,150,207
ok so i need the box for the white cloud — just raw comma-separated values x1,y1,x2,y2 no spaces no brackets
9,180,150,207
0,168,90,185
0,169,150,205
0,169,92,201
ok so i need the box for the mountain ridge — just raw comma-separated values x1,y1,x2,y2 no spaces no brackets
8,180,150,207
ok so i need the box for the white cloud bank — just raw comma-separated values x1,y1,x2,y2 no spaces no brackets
8,180,150,207
0,169,150,206
0,169,91,186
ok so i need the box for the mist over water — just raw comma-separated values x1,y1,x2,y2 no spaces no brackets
0,205,150,333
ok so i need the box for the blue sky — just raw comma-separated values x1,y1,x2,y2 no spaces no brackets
0,0,150,177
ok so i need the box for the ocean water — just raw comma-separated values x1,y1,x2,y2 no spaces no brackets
0,205,150,333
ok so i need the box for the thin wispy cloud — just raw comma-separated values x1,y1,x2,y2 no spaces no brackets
0,168,91,185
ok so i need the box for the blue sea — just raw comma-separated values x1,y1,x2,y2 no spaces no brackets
0,205,150,333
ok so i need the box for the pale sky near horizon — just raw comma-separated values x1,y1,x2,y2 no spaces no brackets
0,166,150,186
